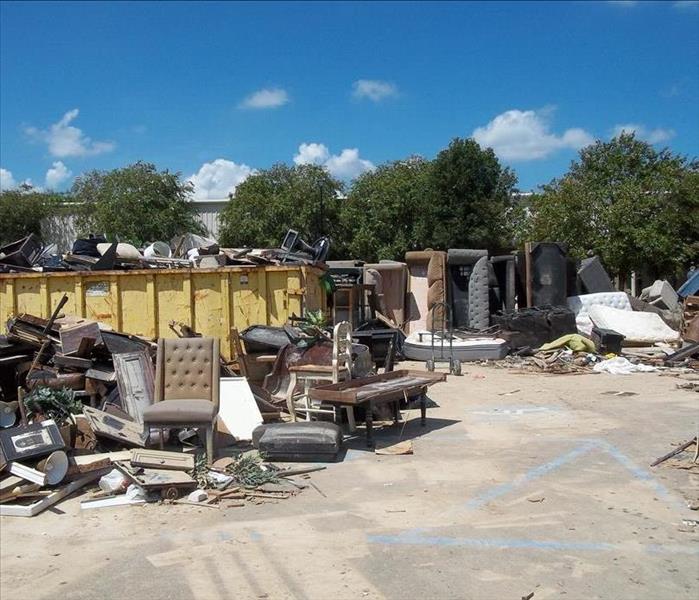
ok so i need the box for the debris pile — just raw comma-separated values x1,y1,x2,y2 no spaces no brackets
0,295,338,517
0,228,330,274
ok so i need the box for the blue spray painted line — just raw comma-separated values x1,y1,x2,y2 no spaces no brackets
367,532,699,555
368,531,613,552
464,438,684,511
464,441,597,510
645,544,699,556
592,439,677,505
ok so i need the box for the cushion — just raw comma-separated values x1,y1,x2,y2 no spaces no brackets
468,255,490,330
143,399,216,424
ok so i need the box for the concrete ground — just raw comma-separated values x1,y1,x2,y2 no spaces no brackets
1,362,698,600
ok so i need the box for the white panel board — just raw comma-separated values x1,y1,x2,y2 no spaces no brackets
217,377,263,441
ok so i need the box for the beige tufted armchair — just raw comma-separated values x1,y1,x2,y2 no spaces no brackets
142,337,220,464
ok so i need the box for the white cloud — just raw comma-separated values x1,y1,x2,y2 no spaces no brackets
611,123,675,144
188,159,254,200
352,79,398,102
325,149,375,179
293,143,375,179
45,161,72,189
239,88,289,109
0,168,17,191
472,109,594,161
25,109,115,158
293,143,330,166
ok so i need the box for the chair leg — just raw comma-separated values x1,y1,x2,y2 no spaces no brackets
345,407,357,433
303,379,312,421
286,373,298,422
159,428,164,449
206,424,215,466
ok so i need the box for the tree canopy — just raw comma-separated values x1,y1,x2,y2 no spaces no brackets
0,185,65,246
425,138,518,253
340,157,430,262
218,163,344,250
338,139,517,261
72,161,204,247
525,133,699,278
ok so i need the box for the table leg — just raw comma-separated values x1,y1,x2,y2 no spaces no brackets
420,391,427,427
365,402,374,448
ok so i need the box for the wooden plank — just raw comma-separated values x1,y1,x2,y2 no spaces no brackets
82,406,147,447
8,461,48,486
309,370,445,404
117,464,195,490
130,449,194,471
68,450,132,475
85,364,116,382
59,321,103,355
113,351,154,424
52,354,93,369
0,472,100,517
0,475,27,495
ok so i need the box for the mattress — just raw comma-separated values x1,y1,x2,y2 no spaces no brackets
403,331,509,361
588,305,680,344
567,292,632,336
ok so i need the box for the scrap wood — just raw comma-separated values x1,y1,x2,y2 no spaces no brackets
68,451,131,475
650,437,697,467
277,465,327,478
170,499,221,509
244,490,293,499
0,481,41,503
0,471,100,517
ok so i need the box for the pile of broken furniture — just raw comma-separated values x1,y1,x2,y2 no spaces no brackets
0,298,330,516
0,296,448,517
326,244,699,375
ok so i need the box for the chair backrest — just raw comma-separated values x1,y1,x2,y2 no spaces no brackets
332,321,353,381
155,337,220,410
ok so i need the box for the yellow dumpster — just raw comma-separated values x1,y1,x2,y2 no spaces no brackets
0,265,327,359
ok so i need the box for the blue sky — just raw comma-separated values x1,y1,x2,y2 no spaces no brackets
1,1,697,197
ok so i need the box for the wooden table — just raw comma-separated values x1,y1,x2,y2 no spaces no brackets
308,370,446,447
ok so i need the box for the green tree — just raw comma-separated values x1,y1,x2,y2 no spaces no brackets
425,138,518,252
0,185,64,245
527,134,699,278
218,163,343,250
340,157,431,261
72,162,204,247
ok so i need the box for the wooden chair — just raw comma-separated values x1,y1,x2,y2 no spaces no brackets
286,321,356,431
142,338,220,464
